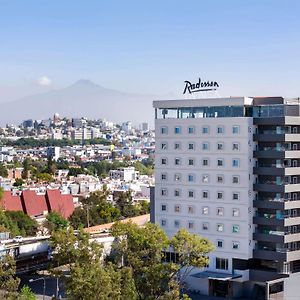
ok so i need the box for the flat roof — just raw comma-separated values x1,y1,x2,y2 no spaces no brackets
191,271,242,281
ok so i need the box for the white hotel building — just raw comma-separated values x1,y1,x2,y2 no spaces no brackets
152,96,300,299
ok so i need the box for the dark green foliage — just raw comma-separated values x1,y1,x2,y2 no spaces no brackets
44,212,69,233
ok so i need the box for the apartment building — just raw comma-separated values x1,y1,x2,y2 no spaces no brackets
152,96,300,299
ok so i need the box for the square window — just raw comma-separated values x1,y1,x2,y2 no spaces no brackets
174,205,180,212
216,257,228,270
217,240,223,248
232,225,240,233
232,159,240,167
233,241,240,249
202,206,209,215
161,158,167,165
161,127,168,134
233,143,239,151
174,142,181,150
202,222,209,230
217,175,224,183
175,127,181,134
233,192,239,200
202,126,209,134
232,176,239,184
202,191,209,199
233,208,240,217
174,174,181,181
217,126,224,134
188,190,194,198
161,189,167,196
188,206,194,214
188,126,195,134
188,143,194,150
217,207,224,216
203,159,209,166
202,175,209,183
232,126,240,134
161,204,167,211
161,173,167,180
161,143,167,150
202,143,209,150
188,174,195,182
217,143,224,150
175,158,181,165
161,219,167,226
174,189,180,197
174,220,180,227
217,159,223,167
217,224,224,232
217,192,223,199
188,159,194,166
188,222,194,229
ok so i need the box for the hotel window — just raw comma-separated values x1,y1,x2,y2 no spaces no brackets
233,208,240,217
174,220,180,228
175,158,181,165
202,191,209,199
202,126,209,134
232,224,240,233
202,142,209,150
217,142,224,150
233,143,240,151
188,206,195,214
174,142,181,150
232,159,240,167
174,173,181,182
233,192,240,200
188,221,194,229
161,204,167,211
216,257,228,270
202,222,209,230
217,207,224,216
217,224,224,232
217,192,223,199
202,206,209,215
188,143,195,150
161,158,167,165
188,126,195,134
161,188,167,196
232,176,240,184
232,125,240,134
188,158,195,166
161,219,167,227
188,190,194,198
233,241,240,249
217,126,224,134
174,205,180,213
217,175,224,183
217,240,223,248
161,173,167,181
202,174,209,183
202,159,209,166
174,126,181,134
188,174,195,182
161,127,168,134
161,142,167,150
174,189,180,197
217,159,223,167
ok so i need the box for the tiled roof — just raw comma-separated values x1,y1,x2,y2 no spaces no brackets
45,190,74,218
21,190,48,217
0,191,23,212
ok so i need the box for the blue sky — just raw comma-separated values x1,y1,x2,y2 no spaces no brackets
1,0,300,99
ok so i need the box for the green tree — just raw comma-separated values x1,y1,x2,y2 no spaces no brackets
0,187,4,201
36,172,53,182
0,163,8,178
5,211,38,236
19,285,36,300
44,212,69,233
13,178,25,187
0,255,20,299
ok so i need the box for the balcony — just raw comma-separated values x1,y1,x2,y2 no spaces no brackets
253,246,300,262
253,199,300,210
254,133,300,142
254,149,300,159
254,214,300,226
254,182,300,193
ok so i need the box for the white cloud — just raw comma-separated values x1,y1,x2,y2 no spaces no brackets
37,76,52,87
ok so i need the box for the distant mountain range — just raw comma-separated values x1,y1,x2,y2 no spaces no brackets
0,80,163,126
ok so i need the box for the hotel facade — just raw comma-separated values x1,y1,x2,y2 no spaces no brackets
152,96,300,299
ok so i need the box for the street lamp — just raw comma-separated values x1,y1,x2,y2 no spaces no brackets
29,277,46,300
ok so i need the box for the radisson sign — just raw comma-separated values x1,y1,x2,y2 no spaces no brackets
183,78,219,94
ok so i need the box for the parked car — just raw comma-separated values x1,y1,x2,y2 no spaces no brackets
13,236,23,243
